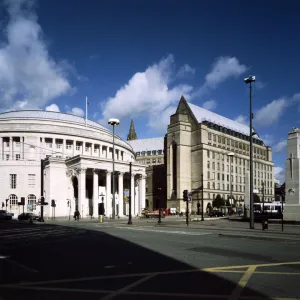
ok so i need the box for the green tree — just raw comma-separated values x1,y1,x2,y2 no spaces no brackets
213,194,225,208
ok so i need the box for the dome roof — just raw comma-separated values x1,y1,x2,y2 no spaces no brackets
0,110,109,132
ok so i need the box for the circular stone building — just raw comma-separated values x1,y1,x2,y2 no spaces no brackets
0,110,146,219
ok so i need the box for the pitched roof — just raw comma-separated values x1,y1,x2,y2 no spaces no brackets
186,101,261,140
126,137,164,152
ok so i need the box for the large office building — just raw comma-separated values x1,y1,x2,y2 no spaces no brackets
0,111,146,219
166,96,275,213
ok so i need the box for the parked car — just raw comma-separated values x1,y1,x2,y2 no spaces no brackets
0,210,13,220
208,211,224,217
18,213,41,222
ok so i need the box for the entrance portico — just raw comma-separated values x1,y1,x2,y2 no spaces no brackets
45,155,146,218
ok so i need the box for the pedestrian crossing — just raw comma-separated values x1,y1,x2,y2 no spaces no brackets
0,225,86,250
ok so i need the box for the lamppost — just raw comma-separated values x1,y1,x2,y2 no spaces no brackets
228,152,235,216
244,75,256,229
108,118,120,220
158,187,162,224
261,181,265,215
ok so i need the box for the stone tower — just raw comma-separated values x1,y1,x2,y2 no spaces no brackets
127,120,138,141
285,127,300,221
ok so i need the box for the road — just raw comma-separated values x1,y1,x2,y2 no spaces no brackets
0,219,300,299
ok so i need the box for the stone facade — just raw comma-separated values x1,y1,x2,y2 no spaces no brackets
0,111,146,219
284,127,300,221
166,96,275,214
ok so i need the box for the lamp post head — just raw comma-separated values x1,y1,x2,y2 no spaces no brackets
108,118,120,126
228,152,235,157
244,75,256,84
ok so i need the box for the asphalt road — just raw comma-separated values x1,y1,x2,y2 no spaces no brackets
0,220,300,299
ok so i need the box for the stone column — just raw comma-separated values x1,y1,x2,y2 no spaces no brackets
77,168,86,217
106,171,112,217
9,137,12,160
135,178,139,215
131,174,136,215
118,172,124,216
93,169,99,218
139,175,146,212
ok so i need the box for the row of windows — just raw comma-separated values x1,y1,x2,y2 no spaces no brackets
9,174,36,189
138,158,163,165
6,194,37,210
207,150,272,170
203,120,263,146
136,150,164,157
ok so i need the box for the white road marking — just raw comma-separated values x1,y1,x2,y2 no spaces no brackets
3,258,39,273
116,226,212,236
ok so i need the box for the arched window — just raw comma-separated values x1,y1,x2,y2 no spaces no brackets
27,194,36,211
9,194,18,209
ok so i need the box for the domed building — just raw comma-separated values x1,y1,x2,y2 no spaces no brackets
0,110,146,219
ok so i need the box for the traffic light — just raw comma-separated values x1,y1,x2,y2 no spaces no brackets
183,190,188,201
51,199,56,207
20,197,25,205
1,202,4,208
41,196,45,205
67,200,70,207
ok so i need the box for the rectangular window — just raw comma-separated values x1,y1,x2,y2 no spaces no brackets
207,171,210,179
207,150,210,158
207,161,210,168
76,143,80,151
6,154,9,161
10,174,17,189
208,133,212,140
28,174,36,187
66,141,72,149
16,154,20,160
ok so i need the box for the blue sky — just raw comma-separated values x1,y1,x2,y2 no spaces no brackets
0,0,299,182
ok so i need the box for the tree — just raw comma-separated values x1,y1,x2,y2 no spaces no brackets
253,193,260,203
213,194,225,208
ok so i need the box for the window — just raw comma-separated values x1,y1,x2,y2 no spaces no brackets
5,141,9,147
56,143,62,149
212,162,215,169
213,135,216,142
207,171,210,179
16,154,20,160
10,174,17,189
207,182,210,189
212,152,215,159
147,151,151,156
217,173,220,180
28,174,36,187
16,142,20,147
207,150,210,158
152,150,157,155
76,143,80,151
6,154,9,160
208,133,212,140
9,194,18,209
141,151,146,156
66,141,72,149
157,150,162,155
27,194,36,211
207,161,210,168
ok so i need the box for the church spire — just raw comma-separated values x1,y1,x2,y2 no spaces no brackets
127,119,138,141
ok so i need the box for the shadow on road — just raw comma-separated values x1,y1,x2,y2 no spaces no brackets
0,222,271,299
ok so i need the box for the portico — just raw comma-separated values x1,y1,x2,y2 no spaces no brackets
44,155,146,218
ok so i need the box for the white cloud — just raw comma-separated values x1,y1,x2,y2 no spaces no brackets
235,115,248,126
274,140,287,153
45,103,60,112
176,64,195,78
204,56,247,89
255,81,266,89
253,98,287,127
202,99,217,111
100,54,193,131
274,166,285,184
0,0,75,111
67,107,84,117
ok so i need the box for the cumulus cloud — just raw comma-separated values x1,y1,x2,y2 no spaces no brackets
253,98,287,127
235,115,248,126
0,0,75,111
67,107,84,117
100,54,193,130
274,140,287,153
261,134,274,146
176,64,195,78
202,99,217,111
274,166,285,184
45,103,60,112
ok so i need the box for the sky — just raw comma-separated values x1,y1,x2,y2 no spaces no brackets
0,0,299,183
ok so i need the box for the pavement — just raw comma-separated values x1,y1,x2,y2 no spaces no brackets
0,219,300,299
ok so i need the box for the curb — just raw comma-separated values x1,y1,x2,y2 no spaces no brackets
218,233,300,242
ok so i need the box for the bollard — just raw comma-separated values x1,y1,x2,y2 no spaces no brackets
99,215,103,223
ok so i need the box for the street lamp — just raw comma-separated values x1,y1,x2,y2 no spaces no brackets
228,152,235,213
244,75,256,229
157,187,162,224
108,118,120,220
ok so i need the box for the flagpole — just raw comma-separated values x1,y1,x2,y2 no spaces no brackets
85,96,88,127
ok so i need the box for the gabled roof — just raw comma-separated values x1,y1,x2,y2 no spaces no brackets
126,137,164,152
181,99,261,141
